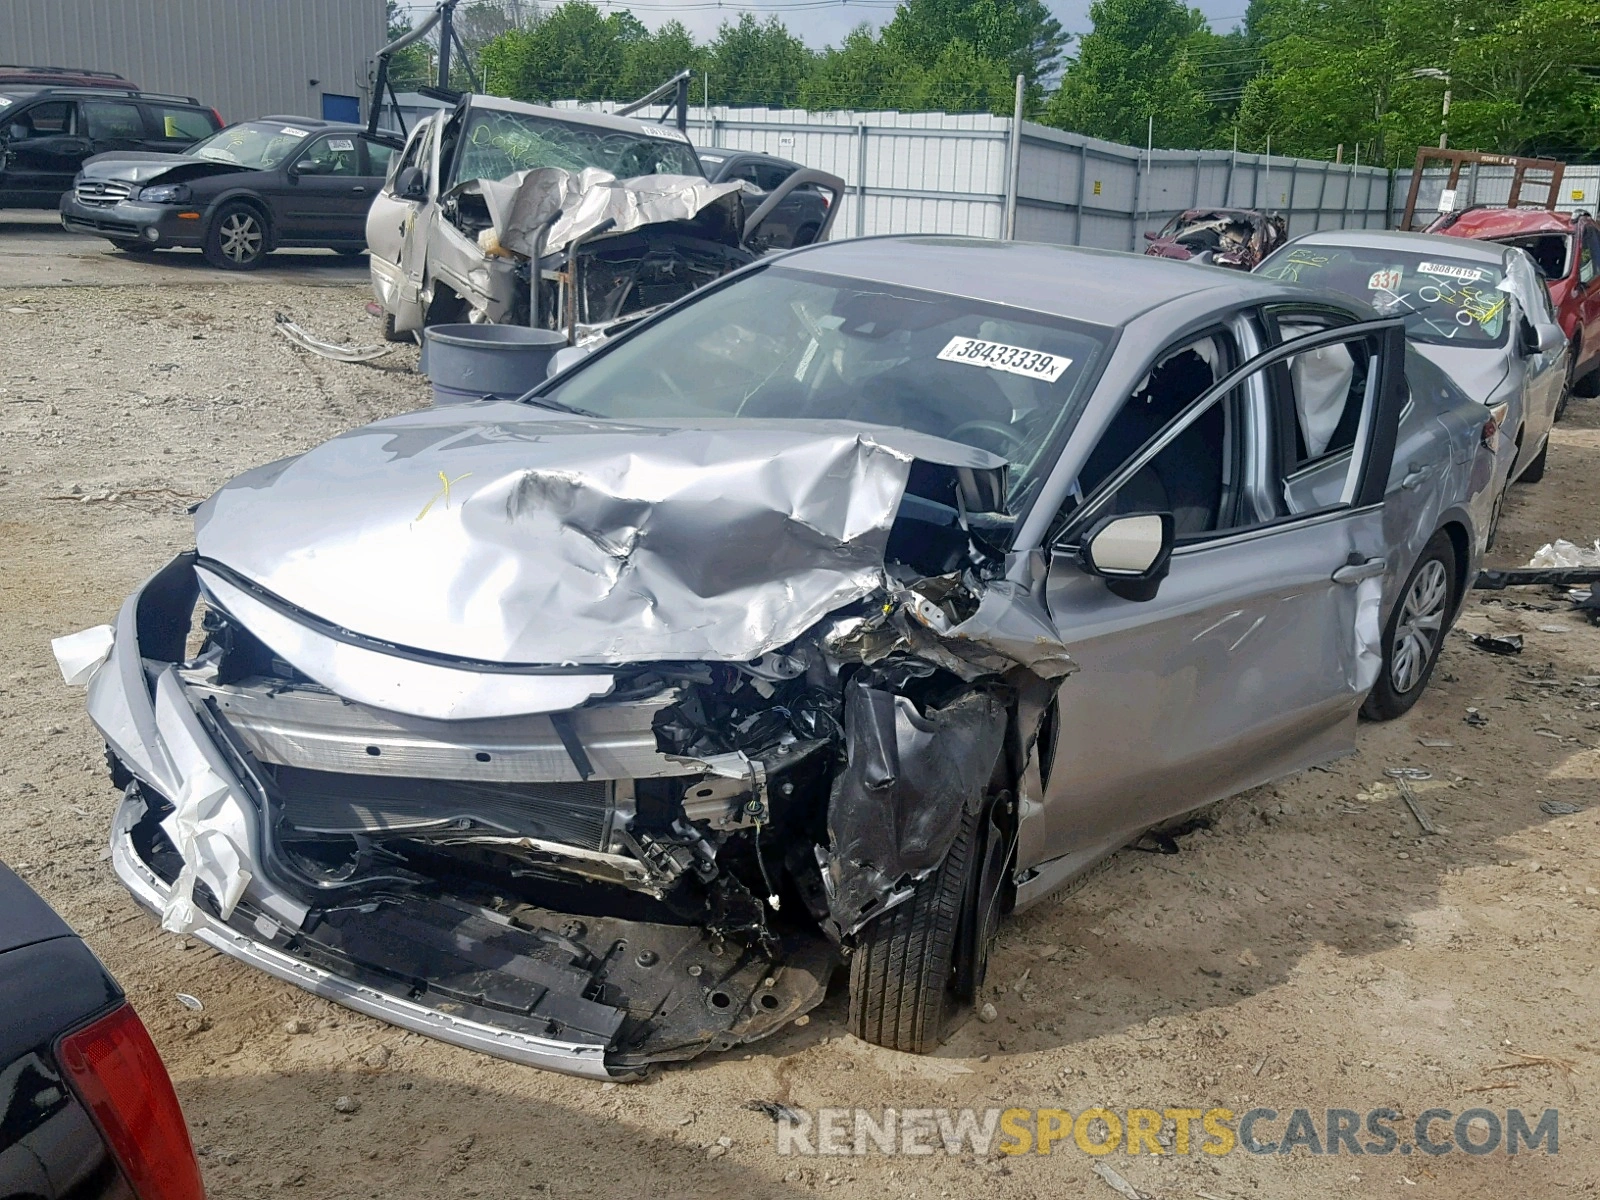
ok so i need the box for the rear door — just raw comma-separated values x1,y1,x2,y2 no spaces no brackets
1,99,87,203
1026,318,1408,870
81,98,146,159
1580,222,1600,375
138,102,219,153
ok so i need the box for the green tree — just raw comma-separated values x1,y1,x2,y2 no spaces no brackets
1044,0,1212,147
706,14,814,107
617,20,705,101
381,0,434,90
478,1,636,102
881,0,1066,92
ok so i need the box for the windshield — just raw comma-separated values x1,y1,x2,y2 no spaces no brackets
540,266,1111,501
1259,244,1509,347
453,108,701,187
189,121,312,169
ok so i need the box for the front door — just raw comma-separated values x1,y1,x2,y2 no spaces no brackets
2,100,87,204
274,133,371,242
1025,319,1408,869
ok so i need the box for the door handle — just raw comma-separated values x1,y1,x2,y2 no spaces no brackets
352,185,367,194
1332,557,1388,584
1400,462,1432,490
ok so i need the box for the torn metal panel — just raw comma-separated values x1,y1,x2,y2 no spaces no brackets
467,167,746,259
193,407,1007,671
182,673,687,783
821,683,1007,937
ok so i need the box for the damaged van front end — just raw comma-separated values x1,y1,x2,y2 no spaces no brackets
70,405,1071,1077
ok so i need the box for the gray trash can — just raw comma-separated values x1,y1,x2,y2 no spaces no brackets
420,324,568,404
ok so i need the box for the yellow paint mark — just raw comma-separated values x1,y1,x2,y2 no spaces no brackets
415,471,472,522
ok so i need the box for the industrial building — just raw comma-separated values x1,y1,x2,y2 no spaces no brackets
0,0,387,124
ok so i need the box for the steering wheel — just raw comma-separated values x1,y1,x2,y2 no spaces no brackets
945,419,1025,457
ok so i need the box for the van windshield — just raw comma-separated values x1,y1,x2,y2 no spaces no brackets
453,108,702,187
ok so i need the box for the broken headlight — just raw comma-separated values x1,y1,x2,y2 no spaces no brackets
139,183,191,204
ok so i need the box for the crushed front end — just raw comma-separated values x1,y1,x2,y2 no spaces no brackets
70,410,1072,1077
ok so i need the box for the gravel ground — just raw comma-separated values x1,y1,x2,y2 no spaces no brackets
2,277,1598,1199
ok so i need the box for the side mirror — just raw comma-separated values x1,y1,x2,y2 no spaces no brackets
546,343,593,379
1143,230,1159,241
395,166,426,201
1534,321,1566,356
1078,511,1175,601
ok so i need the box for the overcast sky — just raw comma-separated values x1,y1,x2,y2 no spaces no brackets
410,0,1249,52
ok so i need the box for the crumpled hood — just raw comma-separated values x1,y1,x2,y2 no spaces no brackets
194,403,1006,667
78,153,253,185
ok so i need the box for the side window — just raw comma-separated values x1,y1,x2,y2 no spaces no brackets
84,101,143,140
1276,331,1387,516
363,138,395,177
1581,228,1599,286
394,120,434,188
151,105,216,142
9,101,75,138
1278,322,1372,465
295,135,360,176
1078,332,1246,539
757,162,792,191
729,160,763,188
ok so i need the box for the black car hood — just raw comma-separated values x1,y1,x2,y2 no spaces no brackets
78,153,257,185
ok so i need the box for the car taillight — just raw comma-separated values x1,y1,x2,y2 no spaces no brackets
1481,401,1510,450
57,1003,206,1200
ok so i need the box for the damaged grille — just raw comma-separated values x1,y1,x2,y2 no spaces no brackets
274,765,616,850
75,180,134,207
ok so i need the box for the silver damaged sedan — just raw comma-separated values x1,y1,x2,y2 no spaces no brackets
61,238,1498,1078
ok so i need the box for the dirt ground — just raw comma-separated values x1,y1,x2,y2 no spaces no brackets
1,262,1597,1199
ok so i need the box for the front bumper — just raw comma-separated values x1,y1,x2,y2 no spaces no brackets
59,194,206,247
84,557,830,1078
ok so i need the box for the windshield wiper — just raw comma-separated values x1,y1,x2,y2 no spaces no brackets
519,392,603,418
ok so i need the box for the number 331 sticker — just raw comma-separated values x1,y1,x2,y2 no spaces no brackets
1367,267,1403,292
937,336,1072,382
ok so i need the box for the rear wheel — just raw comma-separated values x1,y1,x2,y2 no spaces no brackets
1519,438,1548,483
381,311,410,343
204,202,267,270
1362,530,1458,721
1556,339,1578,421
848,804,982,1054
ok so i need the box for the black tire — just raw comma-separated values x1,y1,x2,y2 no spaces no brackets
113,241,157,256
1519,438,1548,484
203,201,268,270
848,804,981,1054
794,222,821,247
1362,530,1458,721
333,246,365,258
381,311,410,343
1556,339,1577,422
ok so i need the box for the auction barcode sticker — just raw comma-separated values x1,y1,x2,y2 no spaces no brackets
937,336,1072,382
1418,261,1487,283
328,138,354,152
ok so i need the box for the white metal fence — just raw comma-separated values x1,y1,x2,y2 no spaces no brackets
1398,165,1600,222
558,100,1396,247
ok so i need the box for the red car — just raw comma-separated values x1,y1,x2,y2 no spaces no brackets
1434,207,1600,409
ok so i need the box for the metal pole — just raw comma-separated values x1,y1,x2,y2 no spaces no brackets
1146,114,1153,227
703,73,710,142
1003,74,1024,240
1263,134,1271,213
855,120,868,238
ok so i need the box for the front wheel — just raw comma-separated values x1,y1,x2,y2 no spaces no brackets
204,202,267,270
1362,530,1458,721
848,804,982,1053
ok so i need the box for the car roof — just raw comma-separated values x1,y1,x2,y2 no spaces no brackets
1285,227,1512,264
464,94,695,144
254,115,363,131
0,860,75,956
1441,207,1578,237
779,235,1315,327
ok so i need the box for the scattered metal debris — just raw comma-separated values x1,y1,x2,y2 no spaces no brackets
274,314,396,363
1464,708,1490,726
1418,737,1455,748
1468,632,1524,655
175,992,203,1011
1539,800,1583,816
743,1100,805,1123
1092,1161,1151,1200
1385,767,1433,781
1395,777,1437,835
